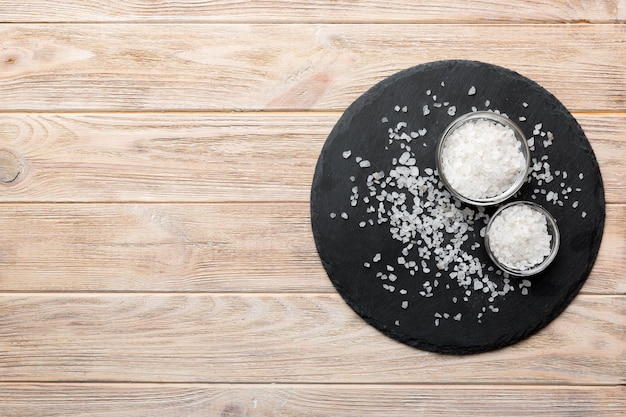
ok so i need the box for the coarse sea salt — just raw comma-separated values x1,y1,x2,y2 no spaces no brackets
487,204,552,271
328,102,562,327
440,118,526,200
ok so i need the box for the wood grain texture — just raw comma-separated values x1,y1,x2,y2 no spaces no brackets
0,203,622,293
0,113,623,203
0,384,624,417
0,0,622,23
0,0,623,415
0,24,624,112
0,294,623,383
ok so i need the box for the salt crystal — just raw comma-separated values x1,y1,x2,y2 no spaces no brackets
342,150,352,159
340,212,348,219
468,86,476,95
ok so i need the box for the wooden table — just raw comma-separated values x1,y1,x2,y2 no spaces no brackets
0,1,624,415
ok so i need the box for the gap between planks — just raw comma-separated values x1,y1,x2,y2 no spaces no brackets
0,382,622,387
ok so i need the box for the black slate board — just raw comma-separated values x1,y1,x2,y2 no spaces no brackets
310,60,605,355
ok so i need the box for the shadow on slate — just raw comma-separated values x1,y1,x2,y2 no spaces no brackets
310,60,605,355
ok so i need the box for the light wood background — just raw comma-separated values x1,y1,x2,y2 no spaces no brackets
0,1,624,415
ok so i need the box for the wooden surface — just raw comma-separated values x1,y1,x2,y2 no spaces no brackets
0,1,624,415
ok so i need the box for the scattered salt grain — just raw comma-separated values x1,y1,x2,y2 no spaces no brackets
373,253,381,262
519,116,526,122
341,212,349,219
402,106,408,113
359,160,371,168
485,100,490,107
468,86,476,95
330,212,336,218
447,106,457,116
582,211,587,218
343,150,352,159
522,102,528,107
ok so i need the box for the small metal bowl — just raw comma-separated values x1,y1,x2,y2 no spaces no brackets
484,201,560,277
436,111,530,206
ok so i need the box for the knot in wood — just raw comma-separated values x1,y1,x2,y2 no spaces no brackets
0,149,23,184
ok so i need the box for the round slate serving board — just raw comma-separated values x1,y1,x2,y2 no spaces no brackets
310,60,605,355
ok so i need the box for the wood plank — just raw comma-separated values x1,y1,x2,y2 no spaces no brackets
0,203,622,294
0,24,624,112
0,113,623,203
0,0,621,23
0,294,622,383
0,384,624,417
